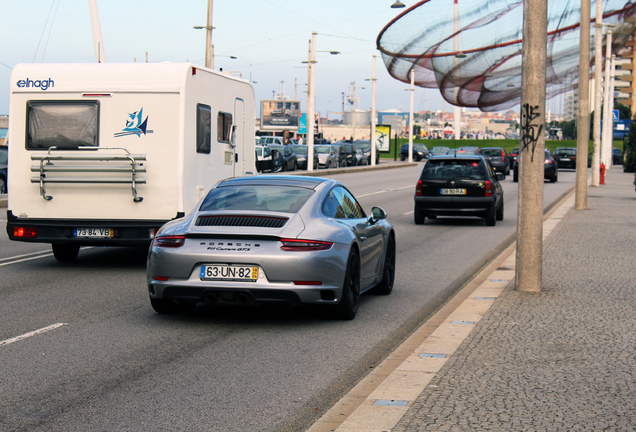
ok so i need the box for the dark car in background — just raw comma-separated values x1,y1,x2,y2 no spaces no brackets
0,146,7,194
480,147,510,176
553,147,577,169
400,143,430,161
289,144,318,170
414,155,505,226
509,147,519,165
513,149,558,183
613,148,624,165
268,144,298,171
354,140,380,165
336,142,358,166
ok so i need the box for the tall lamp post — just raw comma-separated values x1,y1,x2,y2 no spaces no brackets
303,33,339,172
194,0,214,69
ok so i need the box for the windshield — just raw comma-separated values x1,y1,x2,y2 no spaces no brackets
315,145,331,154
291,146,308,155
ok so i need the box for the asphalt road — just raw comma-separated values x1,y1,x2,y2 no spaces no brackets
0,165,576,432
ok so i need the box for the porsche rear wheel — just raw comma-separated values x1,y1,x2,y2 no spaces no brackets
332,249,360,320
372,235,395,295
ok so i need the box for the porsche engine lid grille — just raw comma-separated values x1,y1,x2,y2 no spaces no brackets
196,215,289,228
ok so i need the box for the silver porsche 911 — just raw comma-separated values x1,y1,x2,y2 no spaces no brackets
146,175,396,319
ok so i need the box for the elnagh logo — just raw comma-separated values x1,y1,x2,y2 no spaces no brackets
114,108,154,137
16,78,54,90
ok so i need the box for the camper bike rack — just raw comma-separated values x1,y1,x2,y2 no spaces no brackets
31,147,147,202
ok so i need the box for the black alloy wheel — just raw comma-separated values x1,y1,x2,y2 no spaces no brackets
332,249,361,320
372,235,395,295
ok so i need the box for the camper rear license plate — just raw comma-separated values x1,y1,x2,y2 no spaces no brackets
200,265,258,282
73,228,114,238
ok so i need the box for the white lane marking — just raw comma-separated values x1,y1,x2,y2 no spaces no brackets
0,252,54,267
404,211,414,215
358,185,413,198
0,323,67,347
0,250,52,263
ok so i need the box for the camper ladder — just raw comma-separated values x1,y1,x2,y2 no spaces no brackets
31,147,147,202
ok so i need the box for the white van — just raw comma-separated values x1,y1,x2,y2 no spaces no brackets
6,62,255,261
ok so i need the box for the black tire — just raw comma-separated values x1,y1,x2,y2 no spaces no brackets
52,243,80,262
400,155,405,161
550,171,558,183
292,161,297,171
496,200,504,221
332,249,361,320
513,170,518,182
486,205,496,226
150,297,196,314
414,208,425,225
372,235,395,295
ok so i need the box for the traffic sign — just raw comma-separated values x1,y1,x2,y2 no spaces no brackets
612,109,619,121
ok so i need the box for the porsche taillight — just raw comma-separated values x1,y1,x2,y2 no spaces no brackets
280,239,333,251
154,235,186,248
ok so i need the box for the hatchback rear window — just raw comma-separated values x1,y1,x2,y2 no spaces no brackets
421,159,485,180
481,149,503,157
555,149,576,156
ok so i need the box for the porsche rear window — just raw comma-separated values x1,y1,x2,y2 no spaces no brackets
422,159,485,180
200,185,314,213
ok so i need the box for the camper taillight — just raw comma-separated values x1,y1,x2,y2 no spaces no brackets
13,226,37,238
192,67,197,75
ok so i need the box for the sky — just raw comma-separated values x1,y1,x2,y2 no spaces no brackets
0,0,451,118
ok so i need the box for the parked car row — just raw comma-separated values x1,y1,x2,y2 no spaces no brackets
255,140,380,173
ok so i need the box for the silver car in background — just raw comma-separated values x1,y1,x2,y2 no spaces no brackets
146,176,396,320
315,145,338,168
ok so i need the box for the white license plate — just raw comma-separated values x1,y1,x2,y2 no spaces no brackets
441,188,466,195
73,228,114,238
200,265,258,282
561,158,570,161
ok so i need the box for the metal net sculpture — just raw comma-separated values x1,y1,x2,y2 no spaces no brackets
377,0,636,112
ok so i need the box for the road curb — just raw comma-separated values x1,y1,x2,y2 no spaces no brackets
308,187,577,432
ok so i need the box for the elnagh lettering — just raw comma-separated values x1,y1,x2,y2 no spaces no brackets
16,78,55,91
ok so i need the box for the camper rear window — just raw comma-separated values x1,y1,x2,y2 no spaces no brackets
217,112,233,143
196,104,211,154
26,101,99,150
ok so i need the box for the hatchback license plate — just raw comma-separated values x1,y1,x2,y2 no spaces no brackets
200,265,258,281
73,228,114,238
441,188,466,195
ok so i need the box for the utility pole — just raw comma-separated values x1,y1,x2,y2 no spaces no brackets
516,0,547,292
592,1,603,187
88,0,106,63
205,0,214,69
408,70,414,162
601,27,615,168
371,55,378,166
307,32,316,172
575,0,590,210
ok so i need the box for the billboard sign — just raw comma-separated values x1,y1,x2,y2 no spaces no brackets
375,125,391,153
260,100,301,130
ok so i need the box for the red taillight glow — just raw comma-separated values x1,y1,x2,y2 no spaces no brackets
152,276,169,282
485,180,493,197
154,235,186,248
416,179,423,196
501,149,506,159
280,239,333,251
13,226,37,238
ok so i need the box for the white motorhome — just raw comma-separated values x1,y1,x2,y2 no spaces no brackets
6,62,255,261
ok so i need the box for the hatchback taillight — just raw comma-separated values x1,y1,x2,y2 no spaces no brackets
485,180,493,197
416,179,423,196
154,235,186,248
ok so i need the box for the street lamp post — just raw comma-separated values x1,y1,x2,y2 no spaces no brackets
602,27,615,169
371,56,378,166
307,32,317,172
